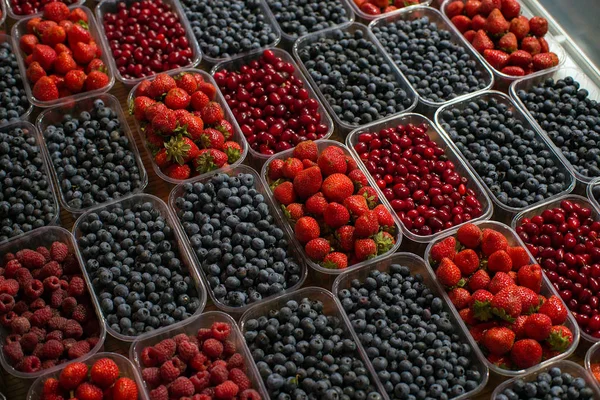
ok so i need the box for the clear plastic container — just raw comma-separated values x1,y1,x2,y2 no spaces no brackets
0,226,107,379
440,0,567,89
130,311,269,400
238,286,388,398
168,164,308,316
4,0,84,20
210,48,335,163
94,0,202,87
434,90,576,222
10,5,115,108
346,112,493,243
424,220,581,376
0,120,61,236
27,352,143,400
510,66,600,187
0,0,6,29
346,0,432,23
491,360,600,399
71,193,207,342
587,178,600,214
585,340,600,385
511,194,600,343
0,34,34,128
127,68,248,185
332,252,490,400
261,139,403,275
179,0,281,67
35,93,148,215
292,23,419,136
368,6,494,114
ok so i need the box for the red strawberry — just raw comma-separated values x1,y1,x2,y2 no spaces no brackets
523,313,552,341
268,159,285,181
84,71,109,91
191,90,210,111
283,203,305,220
477,0,501,16
199,128,225,150
176,113,204,142
463,30,476,42
481,229,508,256
464,0,481,17
154,148,170,168
144,102,167,122
42,25,66,47
53,52,76,75
360,2,380,15
372,204,394,228
193,149,228,173
273,181,296,205
471,15,487,31
539,37,550,53
321,173,354,203
72,42,95,65
164,164,191,180
460,308,477,325
449,288,472,309
293,166,323,199
32,45,57,71
27,17,43,35
20,34,39,54
86,58,107,74
509,16,530,40
43,2,71,22
214,119,234,140
295,216,320,243
470,289,493,321
148,74,177,99
69,8,88,23
112,377,139,400
354,210,380,238
510,339,542,369
59,362,88,390
324,203,350,229
521,37,542,56
451,15,472,33
484,49,510,70
445,1,464,18
317,147,347,176
508,50,533,68
32,76,59,101
488,271,515,294
498,33,518,53
198,81,217,99
491,287,522,322
529,16,548,37
152,109,177,134
472,30,494,53
486,9,510,36
430,236,457,262
482,327,515,355
343,195,369,217
176,72,199,94
305,238,331,261
163,87,191,110
538,295,568,325
513,286,541,314
336,225,355,252
547,325,573,352
436,258,462,287
517,264,542,293
165,135,201,165
65,70,86,93
36,20,58,39
90,358,119,388
202,102,225,124
468,269,491,291
27,62,46,84
501,0,521,19
454,249,480,276
322,252,348,270
348,169,368,190
223,141,242,164
501,66,526,76
355,239,377,261
532,52,559,71
293,141,318,161
487,250,513,273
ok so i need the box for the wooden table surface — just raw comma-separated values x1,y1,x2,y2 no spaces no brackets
0,1,596,399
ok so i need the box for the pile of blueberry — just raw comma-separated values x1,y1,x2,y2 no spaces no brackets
297,28,413,127
372,16,489,103
0,42,30,125
516,76,600,178
244,296,384,400
338,264,483,399
439,97,571,208
77,200,202,337
496,366,596,399
42,99,144,210
0,125,57,241
173,172,303,307
181,0,279,59
266,0,350,38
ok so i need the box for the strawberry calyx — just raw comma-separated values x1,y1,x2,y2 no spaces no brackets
373,231,394,254
491,307,516,323
269,178,286,191
224,147,241,164
472,300,493,321
76,20,89,30
194,151,217,173
164,135,191,166
547,330,570,352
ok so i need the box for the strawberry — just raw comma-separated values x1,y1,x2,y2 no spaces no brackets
436,258,462,287
449,288,472,309
445,1,464,18
547,325,573,352
176,72,199,94
501,0,521,18
513,286,541,314
214,119,234,140
282,158,303,180
491,287,522,322
90,358,120,389
472,30,494,53
152,109,177,134
293,166,323,199
357,186,378,207
523,313,552,341
529,16,548,37
481,228,508,256
477,0,501,16
293,140,318,161
538,295,568,325
165,135,201,165
322,252,348,270
283,203,305,220
268,159,285,181
321,173,354,203
148,74,177,99
145,102,167,122
165,88,191,110
191,90,210,111
43,2,70,22
454,249,480,276
508,50,533,68
324,203,350,229
32,45,57,71
460,308,477,325
354,210,380,238
317,147,347,176
273,181,296,205
64,70,86,93
373,231,395,254
487,250,513,273
198,128,224,150
355,239,377,261
85,58,106,74
75,382,103,400
69,8,89,23
223,141,242,164
470,289,493,321
482,327,515,355
532,52,559,71
27,62,47,84
59,361,88,390
112,377,139,400
348,169,368,191
50,74,65,89
20,34,39,54
451,15,472,33
305,238,331,261
471,15,486,31
501,66,525,76
488,271,515,294
133,96,156,121
36,20,58,39
538,37,550,53
174,113,203,141
42,25,66,48
484,49,509,70
54,52,76,75
498,33,518,53
71,42,95,65
464,0,481,17
486,8,510,36
468,269,491,291
193,149,228,173
521,37,542,55
336,225,355,252
372,204,394,228
164,164,191,180
294,216,320,243
198,81,217,99
517,264,542,293
509,16,530,40
27,17,43,35
510,339,542,369
154,148,170,168
32,76,59,101
343,195,369,217
430,236,457,263
360,2,380,15
202,102,225,124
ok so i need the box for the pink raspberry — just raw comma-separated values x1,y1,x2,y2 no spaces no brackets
11,316,31,334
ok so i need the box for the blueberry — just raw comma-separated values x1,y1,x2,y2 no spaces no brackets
0,43,30,125
501,367,596,399
267,0,350,38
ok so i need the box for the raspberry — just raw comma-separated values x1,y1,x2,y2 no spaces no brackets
31,307,53,327
149,385,169,400
203,338,223,359
50,289,67,309
67,276,85,297
3,341,24,363
64,319,83,338
15,268,33,286
18,355,41,372
155,338,177,358
0,311,16,327
37,246,52,262
32,343,44,357
5,333,21,344
169,377,195,397
190,371,211,392
189,352,209,371
24,279,44,299
50,242,69,262
48,316,68,330
142,367,161,388
41,339,64,360
60,279,69,290
20,332,39,352
211,322,231,341
11,316,31,334
22,311,33,320
40,261,63,279
47,330,64,342
194,395,212,400
43,276,61,291
62,297,78,315
228,368,251,391
43,377,60,396
240,389,262,400
62,338,77,351
3,253,15,262
13,300,28,314
227,353,245,370
0,279,19,296
4,260,22,277
30,326,47,341
68,340,90,359
173,333,190,346
196,328,212,342
202,387,216,397
62,255,80,275
42,360,57,370
178,340,199,361
223,340,236,357
30,297,46,310
0,293,15,313
187,335,200,348
16,249,46,269
87,336,100,348
210,365,229,385
71,304,88,323
160,359,181,383
215,380,239,399
141,347,159,367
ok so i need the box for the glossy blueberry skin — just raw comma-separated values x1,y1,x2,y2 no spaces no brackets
0,42,30,125
267,0,350,38
498,367,595,400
